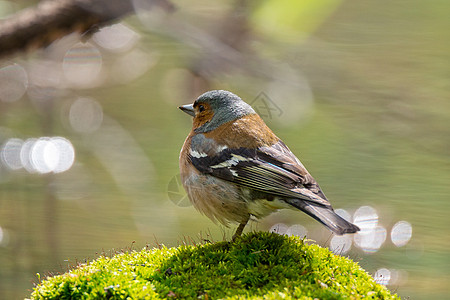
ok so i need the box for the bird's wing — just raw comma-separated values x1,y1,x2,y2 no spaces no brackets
189,139,331,207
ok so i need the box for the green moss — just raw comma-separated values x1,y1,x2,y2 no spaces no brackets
30,232,399,299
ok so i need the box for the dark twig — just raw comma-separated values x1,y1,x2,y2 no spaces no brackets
0,0,174,59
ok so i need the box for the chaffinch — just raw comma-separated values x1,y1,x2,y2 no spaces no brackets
179,90,359,240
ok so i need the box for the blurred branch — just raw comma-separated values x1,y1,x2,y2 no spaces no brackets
0,0,174,60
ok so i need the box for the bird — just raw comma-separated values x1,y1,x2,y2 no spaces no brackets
179,90,359,240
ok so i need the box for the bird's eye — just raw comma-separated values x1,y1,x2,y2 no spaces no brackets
198,105,205,112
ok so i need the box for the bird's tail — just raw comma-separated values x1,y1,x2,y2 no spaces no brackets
286,199,360,235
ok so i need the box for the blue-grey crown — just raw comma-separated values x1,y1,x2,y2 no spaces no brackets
194,90,255,133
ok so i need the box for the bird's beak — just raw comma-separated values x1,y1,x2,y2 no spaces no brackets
179,104,195,117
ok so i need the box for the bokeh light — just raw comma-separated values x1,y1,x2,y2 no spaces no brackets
69,97,103,133
354,225,387,253
330,234,352,255
7,137,76,174
30,138,57,174
352,205,387,253
93,23,140,53
391,221,412,247
20,138,37,173
0,63,28,102
285,224,307,237
269,223,289,235
48,137,76,173
62,42,103,88
374,268,391,286
1,138,24,170
353,206,378,231
387,269,403,286
269,223,307,237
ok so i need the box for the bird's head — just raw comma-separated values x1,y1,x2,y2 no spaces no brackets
179,90,256,133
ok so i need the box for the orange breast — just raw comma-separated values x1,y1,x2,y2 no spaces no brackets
203,114,279,148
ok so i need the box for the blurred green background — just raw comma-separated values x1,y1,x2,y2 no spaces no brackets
0,0,449,299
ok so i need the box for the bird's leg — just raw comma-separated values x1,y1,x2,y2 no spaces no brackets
232,215,250,241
